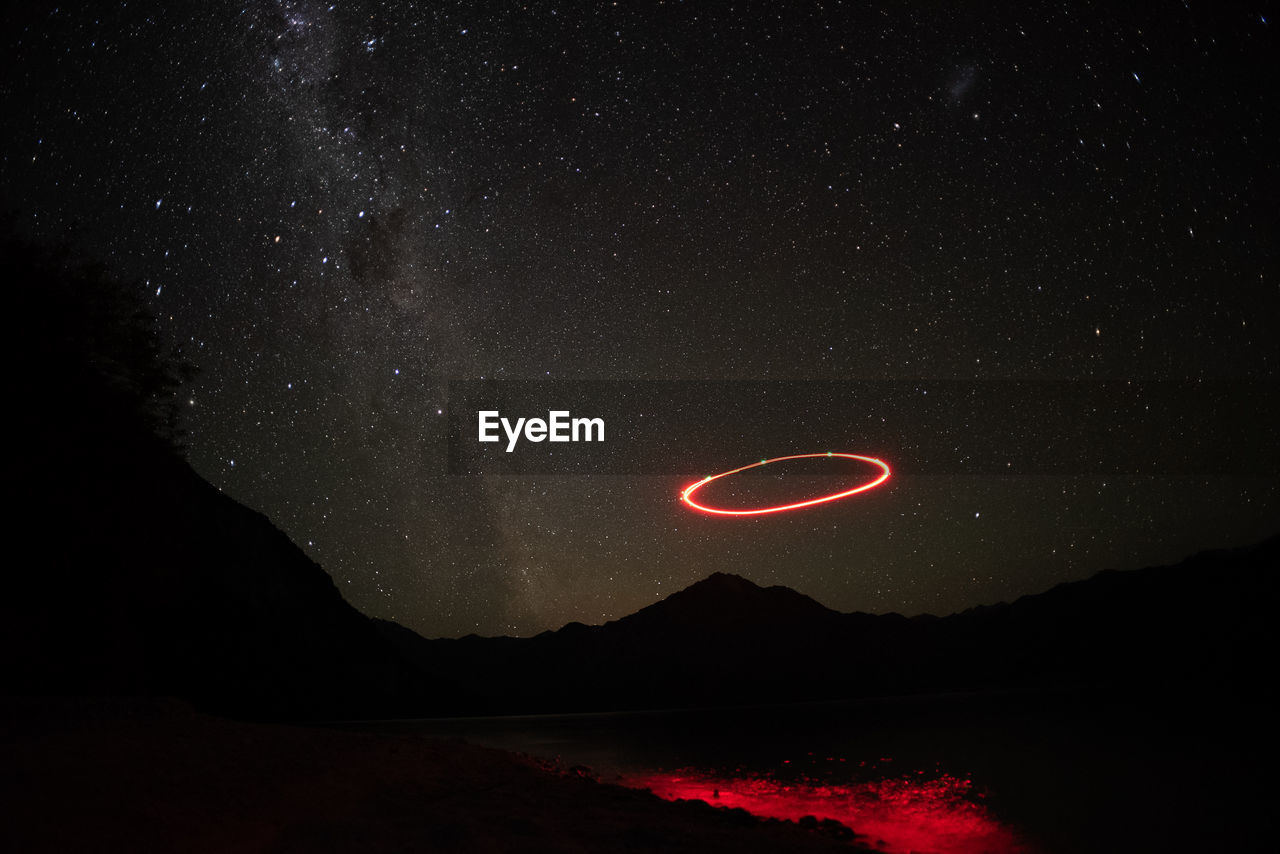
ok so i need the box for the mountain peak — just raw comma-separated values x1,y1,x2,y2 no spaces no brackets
615,571,839,634
686,571,763,594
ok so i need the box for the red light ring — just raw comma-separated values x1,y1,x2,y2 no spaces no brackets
680,452,891,516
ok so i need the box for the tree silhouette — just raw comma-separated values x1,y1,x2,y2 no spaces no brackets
3,236,195,465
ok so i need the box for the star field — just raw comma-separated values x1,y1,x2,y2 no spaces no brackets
2,1,1276,636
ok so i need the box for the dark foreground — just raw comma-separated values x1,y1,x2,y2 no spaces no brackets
1,699,860,854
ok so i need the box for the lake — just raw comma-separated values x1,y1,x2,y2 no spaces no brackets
345,687,1267,853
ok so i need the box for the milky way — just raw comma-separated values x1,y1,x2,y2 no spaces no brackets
2,1,1276,635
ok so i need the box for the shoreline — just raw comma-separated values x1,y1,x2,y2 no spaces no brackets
3,698,863,853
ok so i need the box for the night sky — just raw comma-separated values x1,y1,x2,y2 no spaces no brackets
2,1,1276,637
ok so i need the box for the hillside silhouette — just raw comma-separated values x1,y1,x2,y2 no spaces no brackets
380,538,1277,715
1,240,431,718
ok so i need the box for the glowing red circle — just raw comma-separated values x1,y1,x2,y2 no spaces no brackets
680,452,891,516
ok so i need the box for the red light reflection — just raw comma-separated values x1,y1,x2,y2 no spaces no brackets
622,764,1029,853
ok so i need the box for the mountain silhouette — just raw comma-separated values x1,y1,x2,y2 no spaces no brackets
1,240,432,719
3,433,438,719
381,536,1277,715
608,572,845,649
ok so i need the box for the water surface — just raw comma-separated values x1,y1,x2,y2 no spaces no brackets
350,688,1264,852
